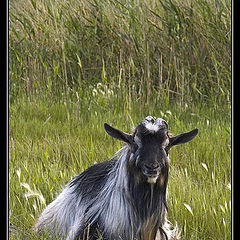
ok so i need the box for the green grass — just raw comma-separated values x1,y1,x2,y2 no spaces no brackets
9,94,231,239
9,0,231,104
9,0,231,238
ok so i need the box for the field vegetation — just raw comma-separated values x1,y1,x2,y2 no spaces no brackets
9,0,231,239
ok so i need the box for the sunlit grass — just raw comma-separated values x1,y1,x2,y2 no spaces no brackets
9,0,231,104
9,94,231,239
9,0,231,238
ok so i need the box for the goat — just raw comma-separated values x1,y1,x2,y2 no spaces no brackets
34,116,198,240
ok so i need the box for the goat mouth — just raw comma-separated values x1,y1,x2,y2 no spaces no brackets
142,171,160,184
142,169,160,177
146,175,159,184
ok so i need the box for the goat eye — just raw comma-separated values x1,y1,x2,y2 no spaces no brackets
160,145,167,153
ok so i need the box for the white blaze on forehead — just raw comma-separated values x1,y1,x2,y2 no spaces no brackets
145,123,160,133
144,117,166,133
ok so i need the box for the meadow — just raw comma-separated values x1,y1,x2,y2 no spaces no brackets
9,0,231,239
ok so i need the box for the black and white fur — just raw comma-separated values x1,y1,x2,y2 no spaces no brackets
34,116,198,240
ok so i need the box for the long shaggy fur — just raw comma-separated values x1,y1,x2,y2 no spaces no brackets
35,146,179,240
34,117,199,240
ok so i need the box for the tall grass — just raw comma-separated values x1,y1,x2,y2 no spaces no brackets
9,0,231,239
9,97,231,239
9,0,231,104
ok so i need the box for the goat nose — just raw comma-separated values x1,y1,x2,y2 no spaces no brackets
145,162,159,170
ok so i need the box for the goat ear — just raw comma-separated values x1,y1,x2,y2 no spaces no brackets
169,128,198,147
104,123,133,144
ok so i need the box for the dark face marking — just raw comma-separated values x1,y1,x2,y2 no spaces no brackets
132,116,170,183
104,115,198,184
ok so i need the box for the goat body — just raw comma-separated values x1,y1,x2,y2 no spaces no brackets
35,116,198,240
